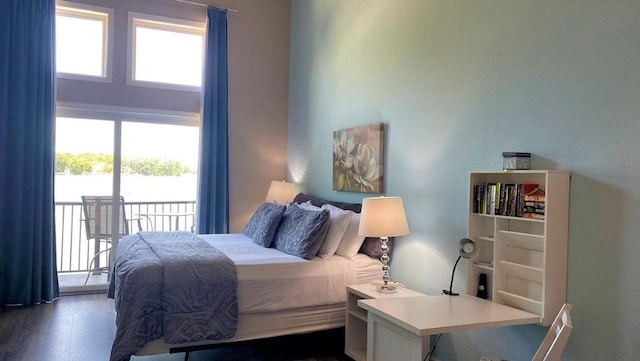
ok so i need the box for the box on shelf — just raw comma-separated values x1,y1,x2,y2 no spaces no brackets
502,152,531,170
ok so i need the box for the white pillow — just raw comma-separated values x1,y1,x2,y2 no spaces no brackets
317,204,353,258
297,201,321,211
336,212,366,259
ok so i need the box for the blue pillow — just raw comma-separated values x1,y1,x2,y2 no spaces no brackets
243,203,286,247
273,203,330,260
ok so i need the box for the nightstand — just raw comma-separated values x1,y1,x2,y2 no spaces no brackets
345,283,425,361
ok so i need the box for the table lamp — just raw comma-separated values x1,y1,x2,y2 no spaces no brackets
359,196,409,293
443,238,478,296
265,180,296,205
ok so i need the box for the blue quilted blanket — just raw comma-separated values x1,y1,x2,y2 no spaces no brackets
108,232,238,361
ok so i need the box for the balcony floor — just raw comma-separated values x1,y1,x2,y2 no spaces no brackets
59,272,109,295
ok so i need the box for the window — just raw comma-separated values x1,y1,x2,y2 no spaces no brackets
54,2,203,291
55,3,112,80
54,108,200,288
55,112,199,205
129,13,205,90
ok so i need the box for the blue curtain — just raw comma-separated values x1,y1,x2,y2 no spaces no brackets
0,0,59,305
196,8,229,234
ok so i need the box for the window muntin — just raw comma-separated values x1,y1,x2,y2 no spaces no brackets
55,3,112,80
129,14,205,90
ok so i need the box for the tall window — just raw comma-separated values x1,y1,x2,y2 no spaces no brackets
54,2,204,291
55,3,112,79
129,13,205,89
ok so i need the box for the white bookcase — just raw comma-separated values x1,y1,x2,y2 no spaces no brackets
345,284,425,361
466,170,570,326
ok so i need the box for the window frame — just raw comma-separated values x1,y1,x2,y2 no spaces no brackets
127,12,205,92
55,1,114,82
57,102,200,127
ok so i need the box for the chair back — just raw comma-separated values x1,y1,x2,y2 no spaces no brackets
532,303,573,361
81,196,130,240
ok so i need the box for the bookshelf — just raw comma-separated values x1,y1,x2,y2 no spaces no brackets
466,170,570,326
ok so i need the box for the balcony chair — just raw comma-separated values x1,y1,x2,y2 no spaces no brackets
481,303,573,361
81,196,141,285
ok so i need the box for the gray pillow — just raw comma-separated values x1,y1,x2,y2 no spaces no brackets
359,237,394,258
273,203,330,260
243,203,286,247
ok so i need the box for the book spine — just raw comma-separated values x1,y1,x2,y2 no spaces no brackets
489,184,496,215
473,185,479,213
481,184,487,214
516,183,523,217
496,183,503,215
509,184,517,217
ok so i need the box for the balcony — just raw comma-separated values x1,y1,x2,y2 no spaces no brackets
56,200,196,292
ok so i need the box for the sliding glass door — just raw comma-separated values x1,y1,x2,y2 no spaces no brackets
120,122,199,233
55,117,116,292
54,111,199,293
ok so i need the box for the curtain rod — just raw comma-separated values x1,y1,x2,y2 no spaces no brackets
175,0,240,13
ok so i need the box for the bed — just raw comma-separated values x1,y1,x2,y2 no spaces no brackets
108,194,384,361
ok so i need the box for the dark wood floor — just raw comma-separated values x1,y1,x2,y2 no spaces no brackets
0,293,351,361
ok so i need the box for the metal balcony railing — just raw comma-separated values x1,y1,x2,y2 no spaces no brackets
55,200,196,273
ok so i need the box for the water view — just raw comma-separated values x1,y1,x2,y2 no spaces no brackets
56,174,197,202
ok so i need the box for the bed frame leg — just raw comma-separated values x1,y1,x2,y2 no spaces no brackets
184,351,190,361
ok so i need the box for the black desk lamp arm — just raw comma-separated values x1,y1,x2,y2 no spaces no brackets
443,255,462,296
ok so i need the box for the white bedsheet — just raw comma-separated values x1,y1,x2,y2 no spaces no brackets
198,233,381,313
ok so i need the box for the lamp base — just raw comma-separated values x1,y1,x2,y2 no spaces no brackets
377,284,397,294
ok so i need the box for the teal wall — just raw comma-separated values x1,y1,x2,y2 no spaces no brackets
288,1,640,360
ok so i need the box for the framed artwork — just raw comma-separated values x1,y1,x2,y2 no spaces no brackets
333,123,385,193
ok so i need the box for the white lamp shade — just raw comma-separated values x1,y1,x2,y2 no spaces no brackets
358,197,410,237
265,180,296,204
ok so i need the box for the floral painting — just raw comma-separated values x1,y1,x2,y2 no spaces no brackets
333,123,384,193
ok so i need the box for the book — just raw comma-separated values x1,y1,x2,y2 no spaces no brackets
497,183,506,215
488,184,496,215
473,185,479,213
524,187,546,202
523,187,545,219
518,183,539,216
506,184,517,216
523,212,545,220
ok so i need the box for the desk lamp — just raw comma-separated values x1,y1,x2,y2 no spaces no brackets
443,238,478,296
359,196,409,293
265,180,296,205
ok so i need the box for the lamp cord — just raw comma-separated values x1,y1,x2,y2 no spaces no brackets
443,255,462,295
423,333,442,361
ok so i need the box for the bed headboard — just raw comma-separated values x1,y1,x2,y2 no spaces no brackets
292,193,362,213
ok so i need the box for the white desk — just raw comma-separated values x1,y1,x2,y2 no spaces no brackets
358,295,540,361
346,284,426,361
137,212,195,232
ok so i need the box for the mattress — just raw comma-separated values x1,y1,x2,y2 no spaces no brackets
199,233,382,313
